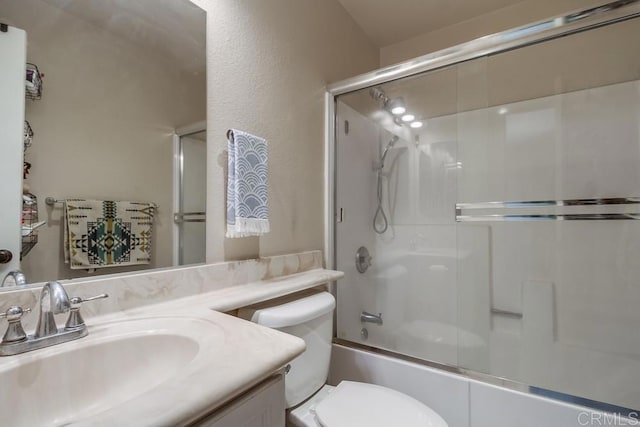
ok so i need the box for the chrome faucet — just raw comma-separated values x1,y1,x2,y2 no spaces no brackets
1,270,27,287
34,281,71,338
0,281,108,356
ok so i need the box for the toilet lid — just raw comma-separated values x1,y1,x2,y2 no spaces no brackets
313,381,448,427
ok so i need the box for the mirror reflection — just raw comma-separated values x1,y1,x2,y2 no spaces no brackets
0,0,207,286
175,127,207,266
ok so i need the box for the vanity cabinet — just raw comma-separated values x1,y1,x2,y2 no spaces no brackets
193,374,285,427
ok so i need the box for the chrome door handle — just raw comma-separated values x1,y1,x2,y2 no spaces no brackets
360,311,383,325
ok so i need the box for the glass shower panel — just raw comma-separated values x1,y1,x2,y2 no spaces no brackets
456,17,640,410
335,66,460,366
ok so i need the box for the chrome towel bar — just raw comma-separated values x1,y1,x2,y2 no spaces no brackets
44,197,64,206
457,213,640,222
456,197,640,222
174,212,206,223
457,197,640,210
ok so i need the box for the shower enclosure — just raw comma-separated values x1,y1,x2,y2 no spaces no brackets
327,1,640,413
174,123,207,265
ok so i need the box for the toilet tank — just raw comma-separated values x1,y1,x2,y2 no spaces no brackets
238,290,335,408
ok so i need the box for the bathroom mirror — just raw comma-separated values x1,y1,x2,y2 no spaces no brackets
0,0,207,286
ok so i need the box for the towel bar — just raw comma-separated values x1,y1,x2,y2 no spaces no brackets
174,212,206,223
45,197,63,206
46,198,159,212
456,197,640,222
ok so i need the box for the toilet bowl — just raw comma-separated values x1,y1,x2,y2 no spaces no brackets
238,290,448,427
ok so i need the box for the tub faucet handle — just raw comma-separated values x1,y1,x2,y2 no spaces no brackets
356,246,372,273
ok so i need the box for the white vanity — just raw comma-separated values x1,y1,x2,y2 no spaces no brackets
196,375,286,427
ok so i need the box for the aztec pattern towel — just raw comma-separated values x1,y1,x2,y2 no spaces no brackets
64,199,156,269
226,129,270,238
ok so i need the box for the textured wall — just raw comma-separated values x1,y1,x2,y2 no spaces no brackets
380,0,613,66
195,0,379,262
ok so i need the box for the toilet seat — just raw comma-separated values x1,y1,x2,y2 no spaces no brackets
312,381,447,427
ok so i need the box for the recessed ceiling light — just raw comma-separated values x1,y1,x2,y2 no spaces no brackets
498,107,509,115
387,98,406,115
401,114,415,122
410,121,423,129
391,106,406,115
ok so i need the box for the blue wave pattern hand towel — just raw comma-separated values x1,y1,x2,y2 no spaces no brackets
226,129,270,238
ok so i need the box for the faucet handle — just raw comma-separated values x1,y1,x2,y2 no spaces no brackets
65,294,109,330
69,293,108,308
0,306,31,343
0,306,31,320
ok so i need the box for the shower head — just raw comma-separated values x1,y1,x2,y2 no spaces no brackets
369,87,390,105
379,136,400,168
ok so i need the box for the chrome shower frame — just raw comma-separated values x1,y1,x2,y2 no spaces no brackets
323,0,640,414
173,121,206,266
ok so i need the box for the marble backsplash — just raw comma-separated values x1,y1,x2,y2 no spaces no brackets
0,250,323,331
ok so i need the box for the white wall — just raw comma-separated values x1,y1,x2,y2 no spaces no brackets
193,0,379,263
2,0,206,282
379,0,614,66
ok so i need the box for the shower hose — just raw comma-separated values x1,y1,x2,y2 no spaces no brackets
373,169,388,234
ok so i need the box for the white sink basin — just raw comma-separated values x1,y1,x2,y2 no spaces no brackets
0,316,224,426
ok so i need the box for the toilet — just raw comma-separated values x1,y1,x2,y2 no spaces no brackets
238,290,448,427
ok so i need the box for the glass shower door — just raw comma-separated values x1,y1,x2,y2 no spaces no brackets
334,12,640,412
175,129,206,265
455,17,640,410
335,66,461,367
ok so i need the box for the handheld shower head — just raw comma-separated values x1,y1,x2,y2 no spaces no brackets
380,136,399,167
373,135,400,234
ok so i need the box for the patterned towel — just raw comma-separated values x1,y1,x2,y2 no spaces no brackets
64,199,157,269
226,129,270,238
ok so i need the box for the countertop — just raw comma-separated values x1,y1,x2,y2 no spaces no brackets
136,268,344,314
77,306,306,427
0,267,344,426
